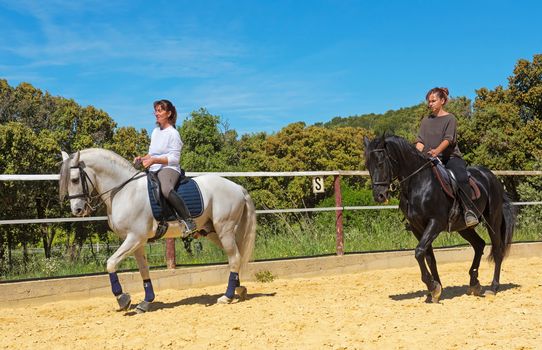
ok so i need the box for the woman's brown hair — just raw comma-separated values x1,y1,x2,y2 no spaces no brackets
153,99,177,126
425,87,449,104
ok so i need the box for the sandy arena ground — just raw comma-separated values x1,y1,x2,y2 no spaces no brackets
1,256,541,350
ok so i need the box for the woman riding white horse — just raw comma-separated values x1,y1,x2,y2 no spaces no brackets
59,149,256,312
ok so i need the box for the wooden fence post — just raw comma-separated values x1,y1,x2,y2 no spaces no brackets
334,175,344,255
166,238,176,269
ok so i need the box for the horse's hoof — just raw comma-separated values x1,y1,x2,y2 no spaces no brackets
217,295,233,304
429,282,442,303
467,283,483,296
135,301,151,314
116,293,131,311
483,289,496,297
235,286,247,301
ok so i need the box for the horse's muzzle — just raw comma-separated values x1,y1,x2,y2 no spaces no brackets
71,202,88,217
373,188,389,203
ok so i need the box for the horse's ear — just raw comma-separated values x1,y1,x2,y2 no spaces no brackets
73,151,80,164
61,151,70,161
363,136,371,148
379,134,386,147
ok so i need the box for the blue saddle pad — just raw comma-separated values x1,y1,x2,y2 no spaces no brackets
147,177,204,221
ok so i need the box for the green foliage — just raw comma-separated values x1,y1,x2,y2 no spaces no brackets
238,122,372,209
460,54,542,198
106,126,149,161
179,108,240,171
0,80,148,269
254,270,276,283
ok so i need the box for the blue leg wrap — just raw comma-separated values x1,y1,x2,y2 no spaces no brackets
109,272,122,296
225,272,240,299
143,279,155,302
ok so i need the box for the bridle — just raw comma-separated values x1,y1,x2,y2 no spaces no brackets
368,148,395,187
65,165,94,201
65,164,144,212
368,146,432,189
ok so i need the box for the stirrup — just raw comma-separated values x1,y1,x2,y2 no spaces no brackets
180,218,197,237
464,211,479,227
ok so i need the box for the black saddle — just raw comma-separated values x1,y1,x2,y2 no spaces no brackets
430,159,480,200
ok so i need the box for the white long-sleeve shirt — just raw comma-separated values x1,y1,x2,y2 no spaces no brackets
148,126,183,173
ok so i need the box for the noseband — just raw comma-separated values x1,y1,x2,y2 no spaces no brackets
65,165,94,200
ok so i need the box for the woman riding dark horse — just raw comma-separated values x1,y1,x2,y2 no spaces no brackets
416,87,478,227
363,110,516,302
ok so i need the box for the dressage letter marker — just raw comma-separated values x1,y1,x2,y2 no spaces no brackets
312,176,325,193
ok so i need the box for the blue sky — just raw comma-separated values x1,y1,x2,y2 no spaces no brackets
1,0,541,136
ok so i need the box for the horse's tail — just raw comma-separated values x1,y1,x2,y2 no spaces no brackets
492,192,516,260
236,187,257,274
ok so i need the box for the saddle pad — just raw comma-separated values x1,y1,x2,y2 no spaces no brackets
147,177,204,221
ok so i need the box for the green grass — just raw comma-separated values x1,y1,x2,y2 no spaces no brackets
1,208,541,281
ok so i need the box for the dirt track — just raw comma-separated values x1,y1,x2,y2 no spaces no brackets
1,256,541,350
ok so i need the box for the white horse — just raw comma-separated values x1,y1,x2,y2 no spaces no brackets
59,148,256,312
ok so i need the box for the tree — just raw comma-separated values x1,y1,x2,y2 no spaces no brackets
238,122,373,209
179,108,239,171
460,54,542,198
0,80,122,266
106,126,149,161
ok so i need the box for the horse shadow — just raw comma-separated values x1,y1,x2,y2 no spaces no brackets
124,291,277,315
388,283,521,302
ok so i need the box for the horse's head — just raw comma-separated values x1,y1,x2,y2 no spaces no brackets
364,135,394,203
59,151,96,216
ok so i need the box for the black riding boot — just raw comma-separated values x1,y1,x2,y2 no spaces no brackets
458,183,478,227
167,189,196,235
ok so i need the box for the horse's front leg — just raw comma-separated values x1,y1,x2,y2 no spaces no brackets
132,246,155,313
425,246,441,286
106,234,146,311
415,219,444,303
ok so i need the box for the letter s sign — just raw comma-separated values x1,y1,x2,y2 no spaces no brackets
312,176,325,194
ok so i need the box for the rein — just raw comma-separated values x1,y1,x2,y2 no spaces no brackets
398,159,433,185
369,147,432,189
67,165,145,212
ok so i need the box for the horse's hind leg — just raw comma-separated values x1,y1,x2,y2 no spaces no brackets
213,222,244,304
458,228,485,296
414,219,445,303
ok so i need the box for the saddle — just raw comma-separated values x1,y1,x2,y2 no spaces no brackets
430,159,481,200
430,159,481,231
146,171,204,241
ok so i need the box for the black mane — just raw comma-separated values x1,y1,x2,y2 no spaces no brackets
384,135,426,163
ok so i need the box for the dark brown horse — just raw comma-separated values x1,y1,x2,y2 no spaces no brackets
364,135,516,302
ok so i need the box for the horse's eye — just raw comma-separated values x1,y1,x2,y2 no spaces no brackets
71,178,79,184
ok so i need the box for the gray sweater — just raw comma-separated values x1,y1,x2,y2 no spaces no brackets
416,113,462,158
